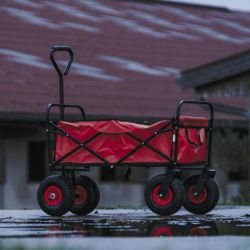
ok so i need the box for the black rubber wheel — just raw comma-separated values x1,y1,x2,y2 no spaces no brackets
183,175,219,214
37,175,74,216
144,174,185,216
70,175,100,215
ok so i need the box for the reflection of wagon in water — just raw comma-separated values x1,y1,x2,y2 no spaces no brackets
37,46,219,217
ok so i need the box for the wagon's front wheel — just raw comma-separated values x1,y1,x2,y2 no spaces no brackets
144,175,185,216
183,175,219,214
70,175,100,215
37,175,74,216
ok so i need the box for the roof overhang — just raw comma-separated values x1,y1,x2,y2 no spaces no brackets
177,48,250,96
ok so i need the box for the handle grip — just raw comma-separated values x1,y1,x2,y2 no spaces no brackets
50,45,74,76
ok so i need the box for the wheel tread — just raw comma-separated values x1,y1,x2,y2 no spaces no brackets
37,175,74,216
144,174,185,216
70,175,100,215
183,175,219,214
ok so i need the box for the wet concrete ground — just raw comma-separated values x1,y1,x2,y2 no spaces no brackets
0,207,250,249
1,207,250,238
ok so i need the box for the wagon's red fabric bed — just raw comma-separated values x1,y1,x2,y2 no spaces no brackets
55,116,208,165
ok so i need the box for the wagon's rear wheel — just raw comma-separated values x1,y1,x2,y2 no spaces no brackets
183,175,219,214
70,175,100,215
37,175,74,216
144,174,185,216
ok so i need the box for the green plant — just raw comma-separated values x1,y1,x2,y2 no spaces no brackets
232,182,250,204
212,128,248,202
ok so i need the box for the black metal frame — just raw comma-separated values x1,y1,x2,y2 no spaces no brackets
47,46,214,177
47,101,213,171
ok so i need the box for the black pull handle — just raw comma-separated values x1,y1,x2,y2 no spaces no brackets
50,45,74,76
49,45,74,120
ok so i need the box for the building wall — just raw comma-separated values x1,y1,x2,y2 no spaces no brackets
196,73,250,98
0,137,5,208
0,127,48,209
3,139,28,208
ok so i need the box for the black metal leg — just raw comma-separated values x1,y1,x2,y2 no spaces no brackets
193,169,216,196
70,170,76,189
158,169,182,197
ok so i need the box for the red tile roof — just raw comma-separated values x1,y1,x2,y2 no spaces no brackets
0,0,250,121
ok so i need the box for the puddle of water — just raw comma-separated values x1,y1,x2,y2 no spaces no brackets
1,214,250,238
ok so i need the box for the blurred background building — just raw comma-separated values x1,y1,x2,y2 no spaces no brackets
0,0,249,208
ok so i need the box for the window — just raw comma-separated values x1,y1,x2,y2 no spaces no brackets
28,141,46,182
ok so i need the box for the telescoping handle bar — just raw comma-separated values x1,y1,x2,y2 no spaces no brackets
50,45,74,120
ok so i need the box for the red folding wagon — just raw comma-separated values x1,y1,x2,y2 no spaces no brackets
37,46,219,216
